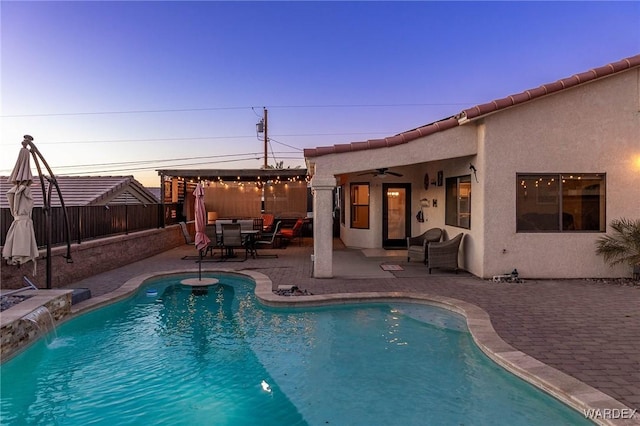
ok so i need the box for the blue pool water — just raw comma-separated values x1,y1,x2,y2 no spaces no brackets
1,273,590,425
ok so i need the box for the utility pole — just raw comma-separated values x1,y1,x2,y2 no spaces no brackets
255,108,269,213
263,107,268,169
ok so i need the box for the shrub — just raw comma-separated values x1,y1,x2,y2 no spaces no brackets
595,218,640,276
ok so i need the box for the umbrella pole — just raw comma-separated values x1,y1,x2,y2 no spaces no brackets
198,250,202,281
22,135,74,289
46,213,52,289
45,181,54,289
29,148,52,288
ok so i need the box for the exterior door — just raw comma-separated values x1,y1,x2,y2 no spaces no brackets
382,183,411,248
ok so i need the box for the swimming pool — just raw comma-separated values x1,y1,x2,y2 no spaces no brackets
0,273,590,425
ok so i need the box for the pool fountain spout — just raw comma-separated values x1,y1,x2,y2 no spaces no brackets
22,305,58,341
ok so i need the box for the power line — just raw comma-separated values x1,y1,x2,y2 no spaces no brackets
0,151,303,174
268,140,278,165
270,103,473,109
59,155,304,176
0,105,252,118
51,151,301,169
0,132,396,147
0,135,257,146
268,137,303,151
0,102,474,118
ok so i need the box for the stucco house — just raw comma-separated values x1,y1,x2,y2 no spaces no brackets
304,54,640,279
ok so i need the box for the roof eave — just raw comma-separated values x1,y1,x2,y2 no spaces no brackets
306,54,640,158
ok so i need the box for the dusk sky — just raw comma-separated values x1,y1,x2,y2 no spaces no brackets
1,1,638,187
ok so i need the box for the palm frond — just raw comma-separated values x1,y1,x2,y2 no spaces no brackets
595,218,640,267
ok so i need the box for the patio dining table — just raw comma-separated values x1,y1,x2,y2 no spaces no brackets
217,229,260,259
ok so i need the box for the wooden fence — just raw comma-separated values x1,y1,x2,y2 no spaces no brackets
1,203,182,248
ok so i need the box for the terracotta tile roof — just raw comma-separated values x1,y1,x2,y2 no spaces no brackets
0,175,158,208
304,54,640,158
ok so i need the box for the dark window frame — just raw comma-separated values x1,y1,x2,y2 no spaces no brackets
445,175,471,229
339,185,345,225
516,173,606,233
350,182,370,229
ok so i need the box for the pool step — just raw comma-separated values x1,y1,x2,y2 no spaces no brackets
71,288,92,305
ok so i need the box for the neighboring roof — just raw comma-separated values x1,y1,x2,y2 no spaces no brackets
147,187,162,201
0,175,159,208
304,54,640,158
157,168,308,182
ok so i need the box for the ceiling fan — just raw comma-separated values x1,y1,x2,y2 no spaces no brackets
357,167,403,178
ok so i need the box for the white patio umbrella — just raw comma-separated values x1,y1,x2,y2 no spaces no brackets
2,147,39,274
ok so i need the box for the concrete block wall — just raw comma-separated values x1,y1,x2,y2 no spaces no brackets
1,223,192,290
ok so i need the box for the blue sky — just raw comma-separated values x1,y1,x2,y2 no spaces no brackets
1,1,638,187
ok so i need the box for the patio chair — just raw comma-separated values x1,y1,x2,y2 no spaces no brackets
203,224,222,257
261,213,275,232
407,228,442,264
238,219,255,232
278,217,305,246
254,221,281,258
427,233,464,274
220,223,248,261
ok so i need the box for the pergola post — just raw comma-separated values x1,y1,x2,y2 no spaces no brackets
311,175,336,278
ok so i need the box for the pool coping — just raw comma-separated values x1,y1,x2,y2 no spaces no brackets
65,267,639,426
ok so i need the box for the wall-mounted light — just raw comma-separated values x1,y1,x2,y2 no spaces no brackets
469,163,479,183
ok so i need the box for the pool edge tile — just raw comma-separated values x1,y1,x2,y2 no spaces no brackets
65,269,640,426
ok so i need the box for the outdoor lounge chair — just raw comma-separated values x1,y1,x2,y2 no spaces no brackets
407,228,442,264
427,233,464,274
278,218,305,246
261,213,275,232
254,221,281,258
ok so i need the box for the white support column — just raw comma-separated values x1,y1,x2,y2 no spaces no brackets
311,175,336,278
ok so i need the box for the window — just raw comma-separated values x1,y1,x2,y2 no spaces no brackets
350,183,369,229
516,173,605,232
445,175,471,229
339,185,345,225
